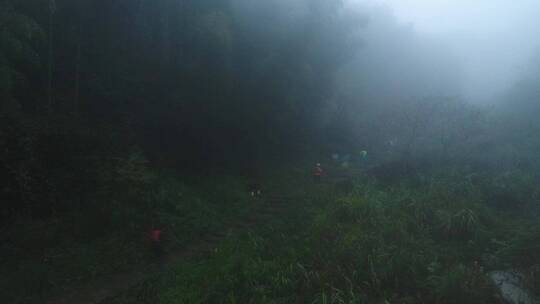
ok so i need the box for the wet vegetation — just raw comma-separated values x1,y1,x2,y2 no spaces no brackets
2,0,540,303
100,168,539,304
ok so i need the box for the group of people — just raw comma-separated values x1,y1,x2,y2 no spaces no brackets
148,151,368,258
313,150,368,183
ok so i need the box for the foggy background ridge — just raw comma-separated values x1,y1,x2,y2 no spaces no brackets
353,0,540,104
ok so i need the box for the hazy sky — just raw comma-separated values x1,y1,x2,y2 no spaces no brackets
352,0,540,103
368,0,539,33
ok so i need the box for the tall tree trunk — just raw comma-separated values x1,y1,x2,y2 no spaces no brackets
159,0,171,68
175,0,187,67
74,22,81,116
47,0,56,114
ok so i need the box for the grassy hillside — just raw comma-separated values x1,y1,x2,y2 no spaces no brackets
0,172,259,303
101,166,540,304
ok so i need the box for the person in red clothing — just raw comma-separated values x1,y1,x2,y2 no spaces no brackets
150,228,163,257
313,163,323,183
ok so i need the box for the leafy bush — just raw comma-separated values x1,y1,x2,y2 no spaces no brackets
483,170,540,213
436,208,478,240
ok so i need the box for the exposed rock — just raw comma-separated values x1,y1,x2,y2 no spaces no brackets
490,270,536,304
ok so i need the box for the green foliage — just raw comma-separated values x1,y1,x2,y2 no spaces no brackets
0,0,367,223
0,0,43,98
113,171,527,304
484,170,540,212
436,208,478,239
1,0,539,302
6,163,526,303
499,224,540,294
427,264,497,304
0,170,254,303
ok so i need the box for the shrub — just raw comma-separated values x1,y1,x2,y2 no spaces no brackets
437,209,478,240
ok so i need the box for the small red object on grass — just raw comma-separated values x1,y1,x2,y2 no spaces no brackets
150,229,162,242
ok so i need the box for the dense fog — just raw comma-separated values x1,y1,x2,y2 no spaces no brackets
3,1,540,302
360,0,540,104
228,0,540,106
4,0,540,222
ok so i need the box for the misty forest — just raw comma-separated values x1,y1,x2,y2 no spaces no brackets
2,0,540,303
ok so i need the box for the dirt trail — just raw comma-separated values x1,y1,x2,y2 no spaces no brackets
46,196,290,304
